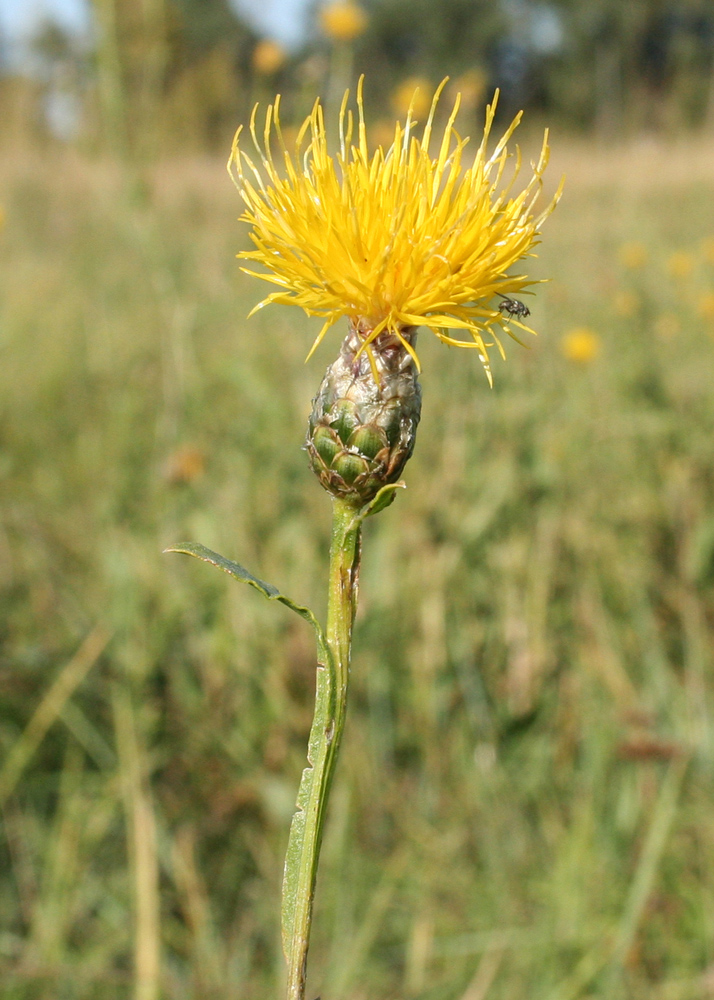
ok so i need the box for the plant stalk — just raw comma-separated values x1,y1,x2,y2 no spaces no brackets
285,496,362,1000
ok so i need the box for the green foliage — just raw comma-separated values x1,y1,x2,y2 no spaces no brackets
169,0,252,60
18,0,714,154
357,0,504,84
1,139,714,999
84,0,257,155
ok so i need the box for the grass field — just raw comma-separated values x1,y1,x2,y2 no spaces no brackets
1,131,714,1000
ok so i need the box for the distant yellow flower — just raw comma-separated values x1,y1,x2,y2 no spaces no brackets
448,69,487,111
319,1,367,42
613,289,639,317
228,81,562,379
391,77,433,119
618,242,647,270
697,291,714,321
252,39,287,76
655,312,680,340
667,251,694,279
560,328,600,364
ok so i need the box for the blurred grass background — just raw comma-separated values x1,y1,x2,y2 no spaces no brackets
2,2,714,999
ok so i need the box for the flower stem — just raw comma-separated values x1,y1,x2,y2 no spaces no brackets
284,496,362,1000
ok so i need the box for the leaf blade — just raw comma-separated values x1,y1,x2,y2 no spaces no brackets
164,542,325,638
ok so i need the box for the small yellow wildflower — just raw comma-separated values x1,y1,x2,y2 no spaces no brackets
618,242,647,270
319,1,367,42
252,39,287,76
391,76,433,119
613,289,639,317
560,328,600,364
697,291,714,321
655,312,680,340
228,80,562,379
667,251,694,279
448,69,487,112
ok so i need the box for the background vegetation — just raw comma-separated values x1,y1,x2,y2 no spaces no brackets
4,0,714,150
2,2,714,999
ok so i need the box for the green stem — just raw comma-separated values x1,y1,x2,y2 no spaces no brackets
284,497,362,1000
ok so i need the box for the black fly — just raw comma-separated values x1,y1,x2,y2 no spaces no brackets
497,294,530,320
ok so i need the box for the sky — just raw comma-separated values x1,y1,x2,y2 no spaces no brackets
235,0,310,48
0,0,310,52
0,0,88,42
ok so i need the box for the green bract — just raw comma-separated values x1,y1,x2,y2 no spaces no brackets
307,321,422,503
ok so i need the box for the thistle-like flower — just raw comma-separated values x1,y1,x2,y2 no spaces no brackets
229,79,561,502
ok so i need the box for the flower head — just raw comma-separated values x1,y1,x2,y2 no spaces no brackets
560,328,600,364
319,2,367,42
252,39,287,76
448,69,487,112
228,79,562,381
391,76,434,118
667,251,694,280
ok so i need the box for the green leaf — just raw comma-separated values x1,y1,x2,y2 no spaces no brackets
167,537,358,978
164,542,325,639
165,539,335,969
361,480,406,519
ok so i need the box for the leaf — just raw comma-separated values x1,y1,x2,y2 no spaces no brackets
280,657,332,963
164,542,325,639
164,539,333,966
360,480,406,520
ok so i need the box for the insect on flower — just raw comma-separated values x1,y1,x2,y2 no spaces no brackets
497,294,531,320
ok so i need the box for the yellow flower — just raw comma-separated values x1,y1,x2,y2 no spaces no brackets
391,77,433,119
448,69,487,111
667,251,694,279
319,2,367,42
618,242,647,270
560,328,600,364
697,291,714,321
252,39,287,76
228,80,562,380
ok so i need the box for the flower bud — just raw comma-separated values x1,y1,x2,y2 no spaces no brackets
306,321,421,504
